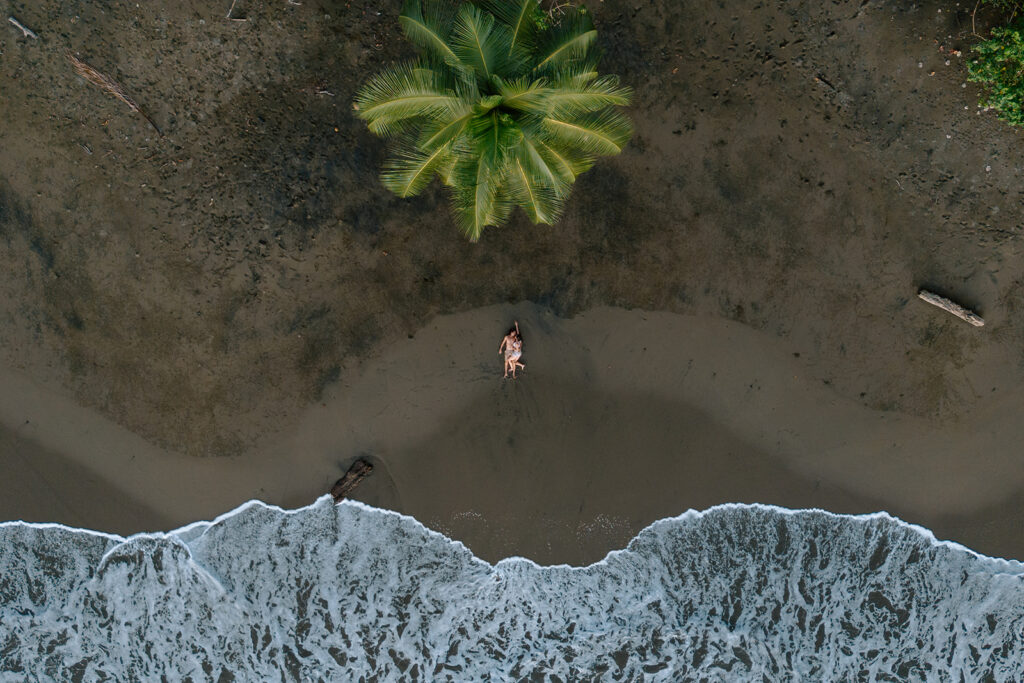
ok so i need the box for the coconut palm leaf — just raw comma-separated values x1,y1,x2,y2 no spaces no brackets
436,150,459,186
545,75,632,115
485,184,516,227
494,75,550,113
453,110,521,238
558,62,601,85
519,136,568,197
468,109,519,161
381,143,453,197
418,109,475,151
480,0,539,56
507,149,563,224
542,109,633,156
450,4,510,80
534,139,595,185
357,0,631,240
533,10,597,72
452,153,499,240
355,63,458,136
399,0,462,66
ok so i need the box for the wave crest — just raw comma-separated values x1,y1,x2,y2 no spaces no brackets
2,499,1022,680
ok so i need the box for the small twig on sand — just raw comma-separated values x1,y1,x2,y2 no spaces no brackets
546,1,572,20
225,0,247,21
67,51,163,137
918,290,985,327
8,16,38,39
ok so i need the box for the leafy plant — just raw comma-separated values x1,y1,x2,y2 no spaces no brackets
979,0,1021,12
354,0,632,241
968,19,1024,126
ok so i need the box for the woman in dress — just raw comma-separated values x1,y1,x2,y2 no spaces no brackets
499,321,525,378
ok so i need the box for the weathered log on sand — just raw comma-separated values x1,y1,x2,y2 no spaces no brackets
918,290,985,327
330,459,374,502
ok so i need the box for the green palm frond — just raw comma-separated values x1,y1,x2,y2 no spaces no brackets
452,153,498,240
467,109,521,163
450,4,510,80
534,139,595,185
545,75,632,115
557,62,601,85
533,10,597,72
436,150,459,186
356,0,631,240
542,109,633,156
453,110,522,238
381,143,454,197
495,75,550,114
519,136,568,197
399,0,462,67
479,0,539,57
418,109,474,151
507,149,563,224
485,184,516,227
354,62,459,136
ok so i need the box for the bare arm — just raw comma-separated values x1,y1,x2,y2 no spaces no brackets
499,336,507,354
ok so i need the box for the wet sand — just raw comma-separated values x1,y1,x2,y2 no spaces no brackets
3,0,1024,569
3,304,1023,565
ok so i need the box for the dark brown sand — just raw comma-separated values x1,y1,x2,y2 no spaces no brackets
3,305,1024,565
3,0,1024,564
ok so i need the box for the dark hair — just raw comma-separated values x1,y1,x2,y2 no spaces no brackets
507,326,518,337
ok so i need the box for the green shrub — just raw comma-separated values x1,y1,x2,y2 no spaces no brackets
980,0,1021,11
968,21,1024,126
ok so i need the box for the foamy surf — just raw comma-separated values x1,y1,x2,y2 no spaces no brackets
2,498,1022,681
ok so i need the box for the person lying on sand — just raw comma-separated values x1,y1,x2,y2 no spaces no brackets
499,322,525,379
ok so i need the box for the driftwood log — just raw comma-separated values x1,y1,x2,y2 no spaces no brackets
8,16,38,39
918,290,985,327
330,459,374,502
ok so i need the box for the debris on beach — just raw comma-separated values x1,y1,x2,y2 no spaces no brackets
330,458,374,502
918,290,985,327
8,16,38,39
67,51,162,136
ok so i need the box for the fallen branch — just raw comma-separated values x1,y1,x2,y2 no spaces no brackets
225,0,247,21
67,51,162,136
8,16,37,39
330,459,374,503
918,290,985,327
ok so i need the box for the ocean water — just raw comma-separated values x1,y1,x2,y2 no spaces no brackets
1,498,1022,681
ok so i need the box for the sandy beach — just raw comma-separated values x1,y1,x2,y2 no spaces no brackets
3,0,1024,569
3,303,1023,565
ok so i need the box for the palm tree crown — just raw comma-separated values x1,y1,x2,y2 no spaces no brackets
355,0,633,241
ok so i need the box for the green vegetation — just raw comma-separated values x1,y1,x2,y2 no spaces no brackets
979,0,1021,11
968,2,1024,125
354,0,632,241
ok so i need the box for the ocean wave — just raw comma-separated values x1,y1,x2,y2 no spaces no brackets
2,498,1022,681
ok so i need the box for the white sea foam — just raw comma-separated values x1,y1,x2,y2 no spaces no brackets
2,498,1023,681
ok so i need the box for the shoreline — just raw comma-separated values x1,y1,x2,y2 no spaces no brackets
2,304,1023,564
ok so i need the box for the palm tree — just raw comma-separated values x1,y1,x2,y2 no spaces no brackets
354,0,632,241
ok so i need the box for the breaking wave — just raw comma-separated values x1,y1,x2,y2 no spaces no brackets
2,498,1023,681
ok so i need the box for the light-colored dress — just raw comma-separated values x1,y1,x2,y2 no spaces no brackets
505,337,522,363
